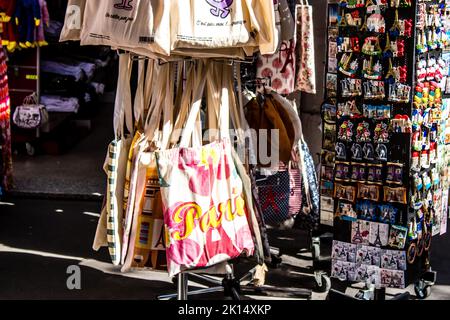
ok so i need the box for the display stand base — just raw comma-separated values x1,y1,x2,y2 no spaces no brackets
328,287,411,301
157,264,313,301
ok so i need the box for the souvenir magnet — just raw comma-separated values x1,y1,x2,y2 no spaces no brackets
376,143,388,162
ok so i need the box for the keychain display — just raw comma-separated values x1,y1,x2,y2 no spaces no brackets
384,186,407,204
355,120,372,143
338,119,355,142
351,142,364,161
337,201,358,220
356,200,378,221
341,78,363,97
357,183,381,201
364,80,386,100
351,162,367,182
336,142,348,160
335,183,357,202
338,100,362,118
335,161,351,181
367,163,384,184
364,142,376,161
386,162,404,185
375,143,388,161
379,203,399,224
374,121,390,143
326,0,448,289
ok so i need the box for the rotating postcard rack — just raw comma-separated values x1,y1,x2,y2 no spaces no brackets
321,0,450,300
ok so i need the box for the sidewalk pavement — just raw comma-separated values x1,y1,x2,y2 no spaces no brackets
0,198,449,300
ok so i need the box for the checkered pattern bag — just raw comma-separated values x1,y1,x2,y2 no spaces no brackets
105,140,120,264
256,167,291,225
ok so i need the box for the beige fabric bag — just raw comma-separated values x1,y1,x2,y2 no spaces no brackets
60,0,86,42
170,0,276,55
80,0,171,56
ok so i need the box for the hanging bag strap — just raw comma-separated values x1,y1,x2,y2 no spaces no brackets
178,61,209,148
143,62,170,144
114,53,134,139
169,62,197,147
160,64,176,151
133,59,146,130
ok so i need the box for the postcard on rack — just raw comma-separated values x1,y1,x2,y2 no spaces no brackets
369,222,389,247
351,220,370,245
356,264,381,286
380,269,405,289
356,244,381,267
381,250,407,271
331,259,357,282
332,240,357,263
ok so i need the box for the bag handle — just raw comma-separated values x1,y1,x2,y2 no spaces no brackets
168,62,197,146
114,53,134,139
23,93,39,106
179,61,209,148
143,62,170,143
143,60,154,116
133,59,146,129
160,64,176,150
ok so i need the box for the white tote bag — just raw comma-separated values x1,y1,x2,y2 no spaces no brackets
121,62,174,272
171,0,276,55
102,53,134,265
60,0,86,42
156,61,254,277
80,0,171,56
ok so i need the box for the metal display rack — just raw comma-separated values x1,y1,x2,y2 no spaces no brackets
320,0,450,300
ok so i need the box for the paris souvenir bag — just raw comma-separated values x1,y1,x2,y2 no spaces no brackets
155,61,254,277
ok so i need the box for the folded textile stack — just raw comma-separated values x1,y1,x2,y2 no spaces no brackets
40,95,79,113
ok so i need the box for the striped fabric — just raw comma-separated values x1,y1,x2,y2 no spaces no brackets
106,140,121,265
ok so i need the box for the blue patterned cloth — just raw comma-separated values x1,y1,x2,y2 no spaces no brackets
295,142,320,231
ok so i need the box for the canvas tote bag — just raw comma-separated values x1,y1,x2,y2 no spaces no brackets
60,0,86,42
295,1,317,94
223,64,265,265
80,0,171,56
121,62,174,272
170,0,276,55
256,0,297,95
103,53,134,266
156,61,254,277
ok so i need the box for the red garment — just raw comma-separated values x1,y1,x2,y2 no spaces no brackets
0,36,12,190
0,0,18,50
0,0,17,18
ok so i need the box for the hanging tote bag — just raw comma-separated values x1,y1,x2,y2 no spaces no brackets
256,0,297,95
103,53,134,266
295,1,317,94
170,0,276,55
270,91,303,218
121,61,174,272
156,61,254,277
244,94,296,166
226,63,265,264
80,0,171,56
13,94,49,130
60,0,86,42
288,151,302,218
255,166,291,225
